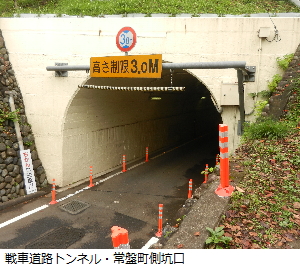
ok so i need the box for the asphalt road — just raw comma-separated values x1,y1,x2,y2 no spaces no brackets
0,136,218,249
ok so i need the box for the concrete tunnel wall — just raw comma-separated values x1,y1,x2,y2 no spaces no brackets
1,17,300,186
63,70,221,185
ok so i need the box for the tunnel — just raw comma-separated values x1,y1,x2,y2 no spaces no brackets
62,68,222,186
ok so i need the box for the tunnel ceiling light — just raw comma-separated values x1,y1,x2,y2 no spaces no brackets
78,85,185,92
150,96,162,100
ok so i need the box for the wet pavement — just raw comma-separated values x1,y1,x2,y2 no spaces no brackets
0,136,218,249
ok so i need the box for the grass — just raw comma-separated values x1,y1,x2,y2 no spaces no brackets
218,76,300,249
1,0,300,17
242,118,291,140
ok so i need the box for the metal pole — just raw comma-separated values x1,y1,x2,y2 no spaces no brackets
237,69,245,135
46,61,246,72
162,61,246,70
46,65,90,71
5,91,24,151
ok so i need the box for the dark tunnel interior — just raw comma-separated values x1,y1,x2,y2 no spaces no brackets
63,68,223,184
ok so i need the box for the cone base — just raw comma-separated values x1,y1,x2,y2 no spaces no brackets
49,201,58,205
215,184,235,197
155,231,162,237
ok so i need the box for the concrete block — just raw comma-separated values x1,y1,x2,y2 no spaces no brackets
163,179,230,249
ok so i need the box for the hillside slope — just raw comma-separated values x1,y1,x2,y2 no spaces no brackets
217,49,300,249
1,0,300,17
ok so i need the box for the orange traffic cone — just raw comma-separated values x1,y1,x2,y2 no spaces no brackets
49,179,58,205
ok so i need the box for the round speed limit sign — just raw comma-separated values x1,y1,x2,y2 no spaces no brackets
116,27,137,52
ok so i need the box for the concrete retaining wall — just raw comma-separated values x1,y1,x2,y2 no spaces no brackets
0,17,299,187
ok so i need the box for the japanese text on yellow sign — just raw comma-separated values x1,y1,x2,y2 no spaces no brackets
90,54,162,78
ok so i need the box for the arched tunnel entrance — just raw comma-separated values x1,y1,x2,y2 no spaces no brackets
62,69,222,186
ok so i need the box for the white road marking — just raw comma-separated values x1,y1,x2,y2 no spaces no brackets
127,162,145,170
98,171,123,183
141,237,160,249
0,138,201,246
0,205,49,229
0,170,128,230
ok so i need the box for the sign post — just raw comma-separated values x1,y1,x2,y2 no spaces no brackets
20,149,37,195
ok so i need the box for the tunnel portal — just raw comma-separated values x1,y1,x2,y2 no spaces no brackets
62,69,222,185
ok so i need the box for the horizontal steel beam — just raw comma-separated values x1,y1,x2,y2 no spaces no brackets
46,61,246,72
162,61,246,70
46,65,90,71
46,61,255,82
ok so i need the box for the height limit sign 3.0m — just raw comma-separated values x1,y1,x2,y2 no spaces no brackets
116,27,137,52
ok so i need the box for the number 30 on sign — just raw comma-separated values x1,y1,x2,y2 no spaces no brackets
116,27,137,52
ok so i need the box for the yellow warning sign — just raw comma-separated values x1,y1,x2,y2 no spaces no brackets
90,54,162,78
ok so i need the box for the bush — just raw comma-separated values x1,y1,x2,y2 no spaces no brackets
254,100,268,117
242,119,289,141
258,90,273,98
276,53,294,70
267,74,282,93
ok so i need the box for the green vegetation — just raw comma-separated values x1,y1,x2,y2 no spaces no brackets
205,226,232,249
267,74,283,93
0,108,20,126
243,118,290,140
1,0,300,17
257,90,273,98
174,215,186,228
257,74,282,99
219,75,300,248
244,75,299,141
201,166,215,175
253,100,268,117
258,54,294,99
276,53,294,71
23,141,33,146
244,52,298,141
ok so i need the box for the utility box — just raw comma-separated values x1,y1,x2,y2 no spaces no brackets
220,83,240,106
258,27,271,38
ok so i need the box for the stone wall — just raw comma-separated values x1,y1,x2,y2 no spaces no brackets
263,43,300,119
0,30,48,203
